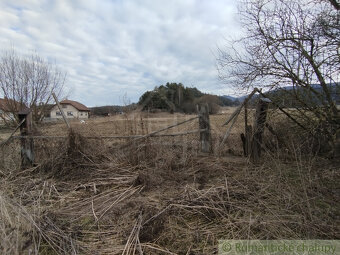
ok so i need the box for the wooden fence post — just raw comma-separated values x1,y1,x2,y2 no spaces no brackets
241,102,253,157
18,109,34,169
245,125,252,157
198,104,211,153
220,88,258,154
52,92,70,129
251,98,271,163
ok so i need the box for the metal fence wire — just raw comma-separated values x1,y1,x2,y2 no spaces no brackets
0,99,295,170
1,113,203,169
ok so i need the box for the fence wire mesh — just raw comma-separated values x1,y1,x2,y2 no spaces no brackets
1,113,203,170
0,106,300,170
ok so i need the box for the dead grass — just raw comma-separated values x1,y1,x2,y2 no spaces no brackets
0,110,339,254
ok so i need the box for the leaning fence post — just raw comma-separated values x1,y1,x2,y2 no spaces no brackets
18,109,34,169
52,92,70,129
198,104,211,153
251,98,271,163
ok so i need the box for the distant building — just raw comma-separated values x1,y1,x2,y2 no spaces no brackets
50,100,90,120
0,98,27,123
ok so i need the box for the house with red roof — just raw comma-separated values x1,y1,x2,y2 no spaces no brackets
0,98,27,123
50,99,90,120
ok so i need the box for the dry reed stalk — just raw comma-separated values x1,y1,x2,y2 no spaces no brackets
0,114,338,255
122,213,143,255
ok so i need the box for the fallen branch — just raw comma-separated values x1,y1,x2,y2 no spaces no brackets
0,118,25,146
222,88,258,126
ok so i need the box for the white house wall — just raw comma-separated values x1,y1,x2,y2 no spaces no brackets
0,109,15,123
50,104,89,119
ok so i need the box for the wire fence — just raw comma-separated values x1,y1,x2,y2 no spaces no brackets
0,113,204,170
0,99,298,170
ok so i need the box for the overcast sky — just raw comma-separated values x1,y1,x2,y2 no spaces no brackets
0,0,242,107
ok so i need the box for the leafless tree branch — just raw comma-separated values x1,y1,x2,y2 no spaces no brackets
0,49,66,123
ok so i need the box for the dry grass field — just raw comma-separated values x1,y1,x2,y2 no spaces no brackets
0,108,339,254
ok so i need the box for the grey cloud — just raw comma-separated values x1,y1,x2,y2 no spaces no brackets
0,0,241,106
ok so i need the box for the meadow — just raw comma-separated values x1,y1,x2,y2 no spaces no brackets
0,108,338,254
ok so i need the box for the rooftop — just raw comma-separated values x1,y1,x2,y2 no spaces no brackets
60,100,90,112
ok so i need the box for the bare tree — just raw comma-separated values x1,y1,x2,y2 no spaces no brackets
0,49,66,123
218,0,339,140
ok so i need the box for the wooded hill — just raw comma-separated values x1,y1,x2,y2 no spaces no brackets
265,83,340,108
90,104,137,116
138,82,239,114
247,83,340,108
